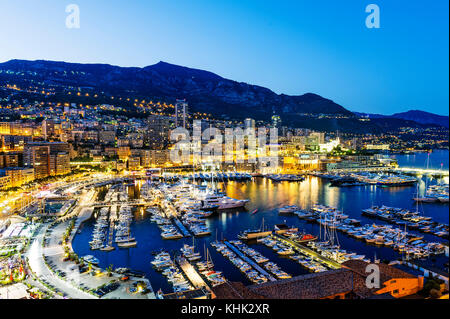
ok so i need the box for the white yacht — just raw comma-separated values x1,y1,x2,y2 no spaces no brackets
202,194,248,210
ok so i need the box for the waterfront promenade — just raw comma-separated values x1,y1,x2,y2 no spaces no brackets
177,256,207,288
24,190,156,299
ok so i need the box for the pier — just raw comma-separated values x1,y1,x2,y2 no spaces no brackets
176,256,208,289
272,234,342,269
87,199,155,208
173,218,191,237
224,241,276,281
394,167,449,177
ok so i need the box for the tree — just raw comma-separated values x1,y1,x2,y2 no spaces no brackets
106,264,114,277
430,289,442,299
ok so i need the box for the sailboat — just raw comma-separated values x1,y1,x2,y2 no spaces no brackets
237,217,272,240
180,238,201,261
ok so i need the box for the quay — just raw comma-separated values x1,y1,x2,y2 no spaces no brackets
176,256,208,289
173,218,191,237
87,199,154,208
272,234,342,269
224,241,276,281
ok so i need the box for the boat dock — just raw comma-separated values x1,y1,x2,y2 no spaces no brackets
173,218,191,237
224,241,276,281
273,234,342,269
176,256,209,289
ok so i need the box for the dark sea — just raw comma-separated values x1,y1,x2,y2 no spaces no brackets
72,150,449,293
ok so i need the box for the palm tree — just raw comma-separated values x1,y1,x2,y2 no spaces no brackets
106,264,113,277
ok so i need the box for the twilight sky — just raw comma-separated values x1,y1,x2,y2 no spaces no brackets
0,0,448,115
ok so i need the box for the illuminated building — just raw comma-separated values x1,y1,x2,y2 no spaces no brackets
99,130,116,145
117,146,131,161
138,150,152,168
0,175,11,190
1,135,32,151
23,142,70,179
365,144,390,151
0,153,20,168
150,149,170,166
146,115,173,149
319,138,340,152
4,167,34,187
175,99,189,129
52,152,71,175
244,118,255,130
127,156,141,170
0,122,34,136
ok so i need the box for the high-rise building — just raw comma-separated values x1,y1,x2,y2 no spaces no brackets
175,99,189,129
52,152,71,175
1,135,32,151
42,119,55,140
146,115,173,150
139,150,151,168
244,118,256,130
0,153,20,168
23,142,70,179
0,122,34,136
4,167,35,187
24,145,50,179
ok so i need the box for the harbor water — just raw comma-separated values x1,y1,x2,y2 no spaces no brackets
72,151,449,293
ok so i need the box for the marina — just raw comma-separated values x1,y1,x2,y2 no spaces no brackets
211,240,273,284
72,160,449,294
311,171,418,187
362,205,449,238
1,0,449,303
295,204,446,259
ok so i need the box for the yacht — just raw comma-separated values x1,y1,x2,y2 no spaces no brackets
202,194,249,210
278,205,299,214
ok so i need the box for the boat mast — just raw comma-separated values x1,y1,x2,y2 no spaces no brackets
424,152,431,196
415,183,420,214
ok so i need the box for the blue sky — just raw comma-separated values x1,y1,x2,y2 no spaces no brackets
0,0,448,115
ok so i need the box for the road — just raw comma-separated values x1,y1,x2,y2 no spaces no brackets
25,225,97,299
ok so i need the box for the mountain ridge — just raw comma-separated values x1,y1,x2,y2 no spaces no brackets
355,110,449,128
0,59,446,132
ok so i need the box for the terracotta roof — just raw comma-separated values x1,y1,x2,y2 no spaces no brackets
212,281,266,299
247,269,357,299
342,260,416,283
214,261,420,300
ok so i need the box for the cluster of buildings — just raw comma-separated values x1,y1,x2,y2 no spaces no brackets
0,93,404,191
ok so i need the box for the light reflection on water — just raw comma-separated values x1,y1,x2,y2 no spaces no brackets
73,154,449,293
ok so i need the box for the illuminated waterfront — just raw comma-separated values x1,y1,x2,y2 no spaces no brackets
72,153,449,293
